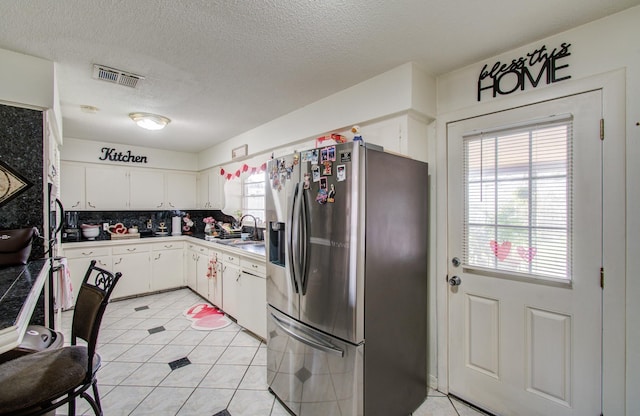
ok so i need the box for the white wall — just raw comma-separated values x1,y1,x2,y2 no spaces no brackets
198,62,436,169
60,137,198,171
0,47,63,147
435,6,639,415
0,48,55,110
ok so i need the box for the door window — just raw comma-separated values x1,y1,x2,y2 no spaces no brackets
462,116,573,281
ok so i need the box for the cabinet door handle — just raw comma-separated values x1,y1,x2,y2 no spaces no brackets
157,202,164,208
81,251,93,256
72,201,80,208
114,257,123,265
236,273,241,282
87,202,96,208
251,264,258,269
164,244,173,249
127,248,137,252
154,253,161,260
98,260,108,267
169,202,175,208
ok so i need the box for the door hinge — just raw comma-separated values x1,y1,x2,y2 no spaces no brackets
600,118,605,141
600,267,604,288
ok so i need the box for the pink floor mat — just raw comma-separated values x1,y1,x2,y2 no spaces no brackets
183,303,232,330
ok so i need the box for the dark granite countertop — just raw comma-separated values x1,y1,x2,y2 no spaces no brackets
0,259,49,353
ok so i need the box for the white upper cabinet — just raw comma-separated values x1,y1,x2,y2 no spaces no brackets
61,162,197,210
130,170,196,210
60,162,85,210
166,172,197,210
130,169,165,209
197,170,225,210
85,166,129,210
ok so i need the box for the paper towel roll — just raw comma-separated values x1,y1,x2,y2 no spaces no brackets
171,216,182,236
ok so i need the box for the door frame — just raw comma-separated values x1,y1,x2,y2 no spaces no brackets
435,69,626,414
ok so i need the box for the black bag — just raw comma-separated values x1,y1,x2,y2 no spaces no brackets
0,227,39,266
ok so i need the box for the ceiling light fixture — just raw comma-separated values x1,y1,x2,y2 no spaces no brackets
129,112,171,131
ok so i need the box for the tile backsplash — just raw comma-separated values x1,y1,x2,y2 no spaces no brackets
66,209,237,241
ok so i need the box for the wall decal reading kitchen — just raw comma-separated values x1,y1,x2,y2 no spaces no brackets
477,42,571,101
99,147,148,163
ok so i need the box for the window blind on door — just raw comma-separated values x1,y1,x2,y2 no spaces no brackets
462,115,573,281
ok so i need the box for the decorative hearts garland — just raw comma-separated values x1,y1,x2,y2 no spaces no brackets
219,162,267,181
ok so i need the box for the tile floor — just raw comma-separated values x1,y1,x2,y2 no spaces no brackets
58,288,488,416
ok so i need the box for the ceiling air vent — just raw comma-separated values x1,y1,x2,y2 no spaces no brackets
92,64,145,88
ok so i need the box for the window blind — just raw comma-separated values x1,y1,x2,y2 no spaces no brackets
462,115,573,281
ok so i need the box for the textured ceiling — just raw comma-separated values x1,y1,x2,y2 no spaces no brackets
0,0,638,152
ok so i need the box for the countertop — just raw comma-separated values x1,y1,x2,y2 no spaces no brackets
62,233,266,260
0,259,50,354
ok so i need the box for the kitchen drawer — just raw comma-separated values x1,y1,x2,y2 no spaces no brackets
63,246,110,259
152,241,184,251
221,253,240,266
112,245,151,255
241,258,266,277
188,244,209,255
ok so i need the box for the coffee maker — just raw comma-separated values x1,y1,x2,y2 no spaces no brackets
62,211,80,242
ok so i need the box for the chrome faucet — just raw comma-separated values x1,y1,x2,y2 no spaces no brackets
239,214,259,240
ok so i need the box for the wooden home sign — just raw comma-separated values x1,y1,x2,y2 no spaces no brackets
477,42,571,101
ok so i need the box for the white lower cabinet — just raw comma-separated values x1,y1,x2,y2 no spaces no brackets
62,239,267,338
186,248,198,291
63,246,111,298
151,241,184,291
220,253,266,339
195,251,210,300
221,252,241,319
238,258,267,339
208,250,223,308
111,245,151,299
187,243,210,300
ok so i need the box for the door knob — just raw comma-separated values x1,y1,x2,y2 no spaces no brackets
448,275,462,286
451,257,461,267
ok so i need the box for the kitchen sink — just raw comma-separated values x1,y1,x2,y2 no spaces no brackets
214,239,264,247
214,239,265,255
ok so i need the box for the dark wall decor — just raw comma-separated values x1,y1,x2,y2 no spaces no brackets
0,104,44,260
99,147,148,164
477,42,571,101
0,104,45,326
0,159,34,207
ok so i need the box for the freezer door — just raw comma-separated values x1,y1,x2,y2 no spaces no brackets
267,306,363,416
266,156,301,317
298,142,364,343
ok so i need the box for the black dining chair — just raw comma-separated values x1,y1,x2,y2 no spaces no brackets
0,260,122,416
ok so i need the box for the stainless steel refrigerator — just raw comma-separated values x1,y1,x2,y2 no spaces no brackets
265,141,428,416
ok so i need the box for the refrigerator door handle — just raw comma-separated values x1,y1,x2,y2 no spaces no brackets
271,312,344,357
288,183,301,293
299,186,309,295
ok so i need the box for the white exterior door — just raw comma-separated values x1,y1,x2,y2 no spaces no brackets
447,91,602,416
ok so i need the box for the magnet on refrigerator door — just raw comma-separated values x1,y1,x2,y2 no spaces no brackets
337,165,346,182
316,189,328,204
319,177,327,190
322,162,332,176
312,165,321,182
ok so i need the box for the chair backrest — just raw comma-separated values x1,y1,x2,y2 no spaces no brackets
71,260,122,379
